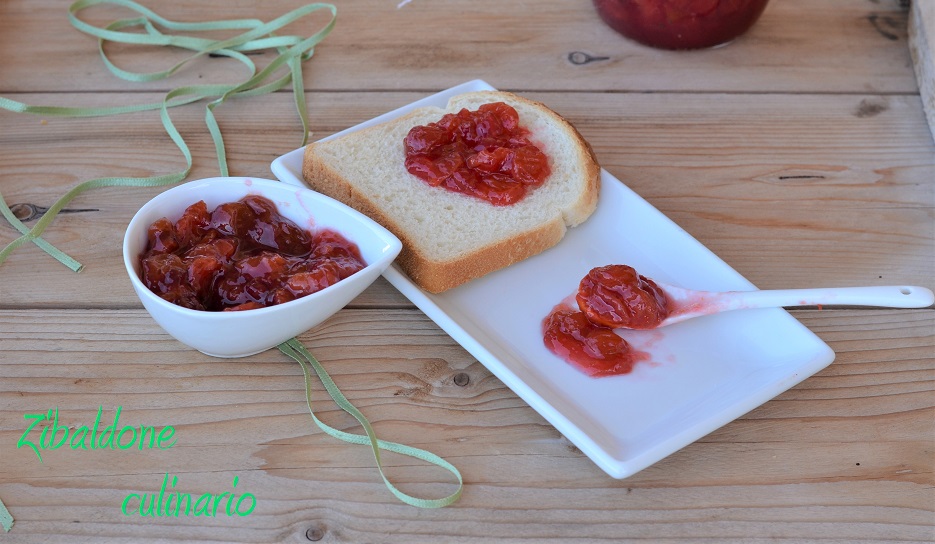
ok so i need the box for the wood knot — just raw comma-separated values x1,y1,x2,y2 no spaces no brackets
854,98,889,118
453,372,470,387
866,13,903,41
305,523,326,541
567,51,610,65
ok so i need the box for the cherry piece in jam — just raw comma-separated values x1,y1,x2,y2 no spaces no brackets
542,306,643,378
576,264,669,330
542,264,668,377
403,102,551,206
138,196,366,312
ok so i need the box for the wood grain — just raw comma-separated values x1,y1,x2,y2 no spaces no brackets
1,91,932,308
909,0,935,143
0,308,932,542
0,0,918,94
0,0,933,541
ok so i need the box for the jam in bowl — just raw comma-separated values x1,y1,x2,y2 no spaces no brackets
123,177,402,357
593,0,771,50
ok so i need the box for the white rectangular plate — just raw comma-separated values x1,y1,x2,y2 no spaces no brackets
272,80,836,479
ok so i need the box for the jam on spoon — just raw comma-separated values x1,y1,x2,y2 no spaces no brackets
544,264,933,377
576,264,670,330
543,265,663,377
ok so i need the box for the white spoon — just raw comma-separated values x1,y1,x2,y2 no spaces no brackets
647,283,935,329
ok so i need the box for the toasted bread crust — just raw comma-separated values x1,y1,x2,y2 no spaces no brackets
302,91,600,293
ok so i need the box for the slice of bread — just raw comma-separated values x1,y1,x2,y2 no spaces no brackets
302,90,601,293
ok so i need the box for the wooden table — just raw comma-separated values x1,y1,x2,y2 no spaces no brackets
1,0,933,541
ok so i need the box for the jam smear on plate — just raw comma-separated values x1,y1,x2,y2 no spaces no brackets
543,306,647,377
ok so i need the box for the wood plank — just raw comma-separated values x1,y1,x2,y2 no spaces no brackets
1,0,930,541
0,91,421,309
0,0,919,94
909,0,935,143
1,91,932,308
0,307,931,542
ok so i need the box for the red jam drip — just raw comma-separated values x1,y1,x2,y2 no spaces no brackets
403,102,551,206
543,265,669,377
593,0,771,50
576,264,669,330
139,195,366,312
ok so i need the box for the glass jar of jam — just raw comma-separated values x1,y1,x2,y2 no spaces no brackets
593,0,771,50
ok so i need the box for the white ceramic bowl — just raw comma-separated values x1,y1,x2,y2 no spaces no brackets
123,177,402,357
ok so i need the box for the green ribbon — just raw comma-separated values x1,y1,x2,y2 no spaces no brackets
0,0,336,270
0,495,12,532
0,0,463,512
279,339,463,508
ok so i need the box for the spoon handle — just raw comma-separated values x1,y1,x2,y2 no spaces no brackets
720,285,935,310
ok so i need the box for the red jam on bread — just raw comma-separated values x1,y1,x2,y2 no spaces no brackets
403,102,551,206
543,265,669,377
139,195,365,311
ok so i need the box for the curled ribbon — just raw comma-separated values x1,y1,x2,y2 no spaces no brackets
0,0,336,270
279,339,463,508
0,0,463,512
